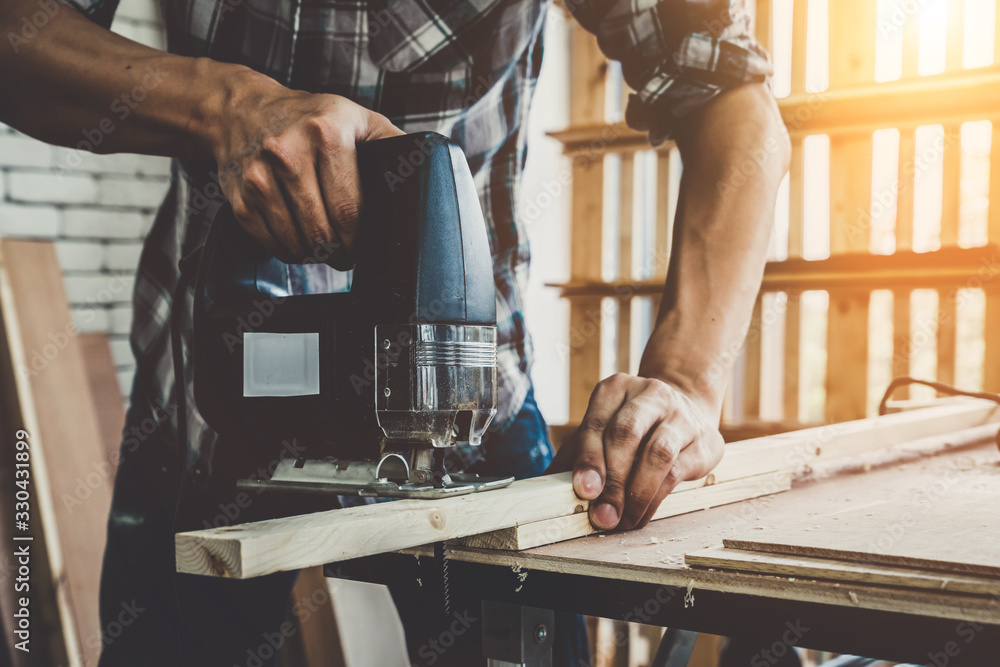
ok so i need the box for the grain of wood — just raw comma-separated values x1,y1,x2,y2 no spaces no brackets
0,240,113,667
176,472,588,579
458,473,791,551
686,547,1000,596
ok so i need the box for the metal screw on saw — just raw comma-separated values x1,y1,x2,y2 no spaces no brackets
534,625,548,643
383,387,391,397
382,339,391,350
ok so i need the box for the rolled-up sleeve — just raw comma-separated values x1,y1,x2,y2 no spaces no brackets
567,0,773,145
57,0,120,29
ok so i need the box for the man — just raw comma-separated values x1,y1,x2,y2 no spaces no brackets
0,0,789,664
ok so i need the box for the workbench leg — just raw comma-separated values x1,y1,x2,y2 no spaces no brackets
481,600,554,667
649,628,699,667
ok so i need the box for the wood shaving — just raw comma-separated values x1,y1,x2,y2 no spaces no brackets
849,591,859,605
684,580,696,608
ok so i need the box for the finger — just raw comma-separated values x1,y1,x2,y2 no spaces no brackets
633,440,711,529
273,163,332,264
589,393,667,530
317,135,361,270
231,196,288,260
571,374,631,501
241,162,307,260
360,109,406,141
618,419,693,531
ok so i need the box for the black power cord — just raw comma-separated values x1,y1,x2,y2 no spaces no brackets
878,376,1000,447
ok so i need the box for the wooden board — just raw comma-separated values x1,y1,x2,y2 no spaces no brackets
176,403,1000,579
0,240,113,667
438,445,1000,625
459,472,791,551
176,472,588,579
725,461,1000,578
686,547,1000,596
79,333,126,464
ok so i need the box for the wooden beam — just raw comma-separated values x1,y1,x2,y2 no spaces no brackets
176,472,587,579
548,68,1000,151
551,245,1000,296
458,472,791,551
176,401,1000,579
686,547,1000,596
0,240,112,667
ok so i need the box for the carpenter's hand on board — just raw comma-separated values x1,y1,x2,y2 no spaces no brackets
547,373,724,531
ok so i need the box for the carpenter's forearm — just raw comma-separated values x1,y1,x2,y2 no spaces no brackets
638,83,790,413
0,0,257,159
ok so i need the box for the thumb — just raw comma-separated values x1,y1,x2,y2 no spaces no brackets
361,109,405,141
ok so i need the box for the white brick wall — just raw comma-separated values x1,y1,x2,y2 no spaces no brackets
0,2,169,397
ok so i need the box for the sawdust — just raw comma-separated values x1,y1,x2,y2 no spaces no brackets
684,580,696,608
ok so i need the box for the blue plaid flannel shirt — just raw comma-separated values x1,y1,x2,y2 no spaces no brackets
65,0,772,468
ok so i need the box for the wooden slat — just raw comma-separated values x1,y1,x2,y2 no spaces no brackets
177,402,1000,579
827,131,873,421
0,240,112,667
985,288,1000,391
783,292,801,422
570,23,607,126
687,547,1000,596
569,296,603,422
788,139,805,258
553,246,1000,296
742,298,763,420
892,290,912,399
829,0,876,88
653,151,673,279
616,153,634,373
790,0,808,94
941,124,962,247
79,334,125,462
901,3,920,79
755,0,773,54
458,472,791,551
896,129,916,252
946,0,966,73
936,289,956,386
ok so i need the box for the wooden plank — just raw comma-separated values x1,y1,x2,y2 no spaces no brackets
742,297,763,420
725,460,1000,577
828,0,876,88
654,151,673,278
986,288,1000,391
443,445,1000,626
686,547,1000,596
569,296,603,422
457,473,791,551
936,289,956,387
79,334,125,463
896,129,916,252
783,292,801,422
941,124,962,248
570,23,607,126
554,245,1000,295
790,0,808,94
946,0,966,73
0,240,112,667
827,131,872,422
176,402,1000,579
617,153,634,373
176,472,588,579
891,289,911,399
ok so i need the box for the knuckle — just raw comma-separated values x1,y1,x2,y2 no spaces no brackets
645,378,675,402
608,415,642,445
242,165,269,199
645,437,676,467
664,466,683,488
330,201,361,229
582,415,608,434
601,473,626,500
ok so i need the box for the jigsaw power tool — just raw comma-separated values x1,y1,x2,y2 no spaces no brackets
191,132,512,499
